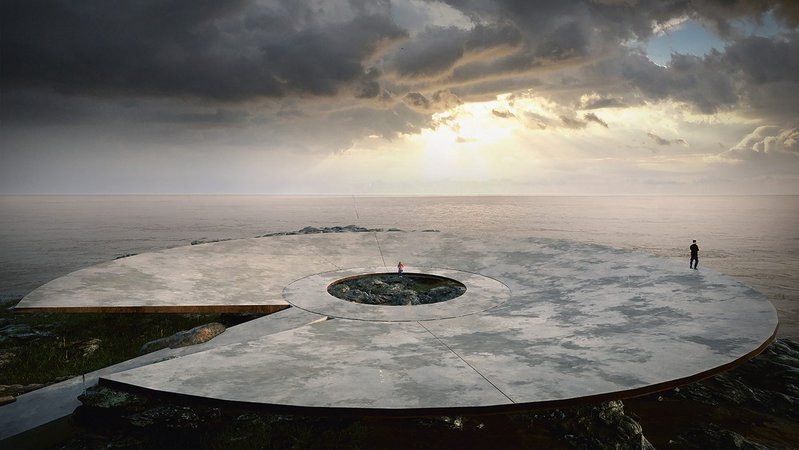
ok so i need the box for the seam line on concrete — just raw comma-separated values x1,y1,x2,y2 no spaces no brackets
416,321,515,404
310,247,342,270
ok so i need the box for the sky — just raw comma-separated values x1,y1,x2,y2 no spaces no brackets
1,0,798,195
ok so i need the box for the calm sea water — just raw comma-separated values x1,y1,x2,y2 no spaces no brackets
1,195,797,337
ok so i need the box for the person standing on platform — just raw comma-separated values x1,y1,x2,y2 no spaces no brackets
690,240,699,270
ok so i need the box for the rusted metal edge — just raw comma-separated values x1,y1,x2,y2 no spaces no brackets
13,304,292,314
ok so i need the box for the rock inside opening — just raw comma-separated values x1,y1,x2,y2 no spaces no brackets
327,273,466,306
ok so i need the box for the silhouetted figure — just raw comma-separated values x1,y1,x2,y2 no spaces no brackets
690,240,699,270
397,261,405,275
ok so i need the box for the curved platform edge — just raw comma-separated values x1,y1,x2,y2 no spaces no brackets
97,321,778,418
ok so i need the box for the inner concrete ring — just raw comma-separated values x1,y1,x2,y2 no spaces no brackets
283,266,511,321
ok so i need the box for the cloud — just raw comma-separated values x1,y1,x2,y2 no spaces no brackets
722,125,799,159
560,115,587,129
583,112,608,128
354,68,384,99
724,35,799,84
0,1,407,101
388,22,524,91
556,113,609,129
402,90,463,111
521,108,607,131
566,29,799,122
581,96,627,109
4,0,798,125
393,26,469,78
535,20,589,61
621,51,738,114
647,132,688,146
689,0,799,33
492,109,515,119
720,33,799,120
2,0,799,196
524,112,553,129
431,90,463,109
403,92,432,110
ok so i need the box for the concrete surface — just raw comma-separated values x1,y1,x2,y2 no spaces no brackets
4,232,778,435
0,307,324,441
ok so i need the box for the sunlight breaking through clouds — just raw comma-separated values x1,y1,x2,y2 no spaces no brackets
1,0,798,194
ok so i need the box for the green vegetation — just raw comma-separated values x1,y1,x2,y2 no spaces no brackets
0,299,256,388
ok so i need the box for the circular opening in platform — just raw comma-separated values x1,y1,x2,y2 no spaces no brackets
327,273,466,306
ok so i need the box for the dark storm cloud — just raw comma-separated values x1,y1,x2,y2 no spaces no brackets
689,0,799,33
556,26,797,122
394,27,470,78
431,90,464,109
629,51,738,114
354,68,383,99
387,0,663,92
719,33,799,119
403,92,432,110
392,23,521,79
421,0,798,122
426,21,591,89
401,90,463,111
4,0,797,113
535,21,589,61
724,35,799,84
437,0,698,50
0,0,406,100
3,0,799,159
435,18,588,82
582,97,627,109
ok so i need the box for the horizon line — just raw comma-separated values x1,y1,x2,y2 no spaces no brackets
1,192,797,197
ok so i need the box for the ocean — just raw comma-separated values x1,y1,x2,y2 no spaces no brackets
1,195,797,337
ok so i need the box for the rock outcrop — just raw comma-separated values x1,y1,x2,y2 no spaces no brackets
139,322,225,354
531,400,655,449
670,338,799,419
328,274,466,306
649,338,799,448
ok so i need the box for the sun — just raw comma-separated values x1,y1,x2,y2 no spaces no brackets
419,99,520,181
308,93,554,192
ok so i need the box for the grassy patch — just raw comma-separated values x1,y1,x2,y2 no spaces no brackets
0,299,257,388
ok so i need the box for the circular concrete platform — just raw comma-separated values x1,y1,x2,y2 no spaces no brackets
17,232,779,413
